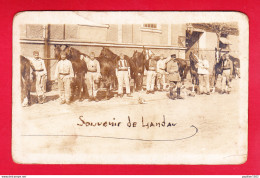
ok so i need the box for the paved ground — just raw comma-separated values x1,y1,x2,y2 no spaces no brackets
14,78,247,164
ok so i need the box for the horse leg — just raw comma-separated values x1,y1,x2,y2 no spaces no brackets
211,74,217,93
191,76,195,93
79,74,84,101
106,84,110,100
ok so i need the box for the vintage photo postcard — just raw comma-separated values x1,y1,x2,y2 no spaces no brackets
12,11,248,164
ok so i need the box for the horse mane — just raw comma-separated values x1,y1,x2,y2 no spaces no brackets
189,52,199,64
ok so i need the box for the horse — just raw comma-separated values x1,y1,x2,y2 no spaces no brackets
20,55,32,106
97,47,119,99
130,50,146,91
54,45,88,101
189,52,199,93
211,48,224,93
229,55,240,79
174,58,190,84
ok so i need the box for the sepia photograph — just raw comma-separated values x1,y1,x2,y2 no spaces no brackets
12,11,248,164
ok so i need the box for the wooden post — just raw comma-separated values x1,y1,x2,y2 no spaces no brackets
43,24,50,92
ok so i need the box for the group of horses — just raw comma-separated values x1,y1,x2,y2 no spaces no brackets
20,45,240,105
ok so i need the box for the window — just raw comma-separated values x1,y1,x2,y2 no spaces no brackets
178,36,186,48
141,24,162,33
143,24,158,29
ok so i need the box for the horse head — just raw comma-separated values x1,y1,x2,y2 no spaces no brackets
189,52,198,63
54,45,62,60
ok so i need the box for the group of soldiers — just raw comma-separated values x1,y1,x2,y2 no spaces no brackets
23,49,234,106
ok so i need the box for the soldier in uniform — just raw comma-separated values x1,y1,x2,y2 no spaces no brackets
55,51,74,104
145,54,157,94
116,53,132,97
26,51,47,104
221,54,233,94
197,55,210,95
166,54,183,99
81,52,101,102
156,54,172,91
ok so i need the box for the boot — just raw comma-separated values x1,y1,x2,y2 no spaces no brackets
60,100,66,104
127,93,132,97
169,91,175,100
38,96,43,104
88,97,94,101
177,88,183,99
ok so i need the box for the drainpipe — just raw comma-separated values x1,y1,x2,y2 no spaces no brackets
43,24,50,92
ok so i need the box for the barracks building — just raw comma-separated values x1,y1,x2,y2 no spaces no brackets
19,12,239,91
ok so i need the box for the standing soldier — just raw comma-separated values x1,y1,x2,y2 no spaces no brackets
116,53,132,98
166,54,183,99
221,54,233,94
145,54,157,94
197,55,210,95
27,51,47,104
81,52,101,102
156,54,169,91
55,51,74,104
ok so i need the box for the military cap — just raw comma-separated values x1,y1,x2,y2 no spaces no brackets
171,54,176,58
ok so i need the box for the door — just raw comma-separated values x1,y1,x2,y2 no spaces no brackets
185,31,203,59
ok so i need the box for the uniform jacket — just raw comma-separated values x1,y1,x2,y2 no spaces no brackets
27,57,47,76
54,59,74,79
166,59,181,82
116,58,130,70
145,58,157,71
82,56,100,73
222,58,233,75
197,59,209,75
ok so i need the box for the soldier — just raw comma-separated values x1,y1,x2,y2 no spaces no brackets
221,54,233,94
116,53,132,97
156,54,170,91
145,54,157,94
54,51,74,104
197,55,210,95
81,52,101,102
166,54,183,100
26,51,47,104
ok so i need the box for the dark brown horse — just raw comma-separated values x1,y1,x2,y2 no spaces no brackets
175,58,190,83
97,47,119,99
54,45,88,101
20,55,32,106
211,48,225,93
229,55,240,78
130,50,146,91
189,52,199,93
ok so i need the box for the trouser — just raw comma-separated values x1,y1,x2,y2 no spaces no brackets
221,69,231,91
35,71,46,97
58,75,71,102
117,71,130,94
199,74,210,93
169,81,181,97
86,72,99,97
146,70,156,91
157,73,166,90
